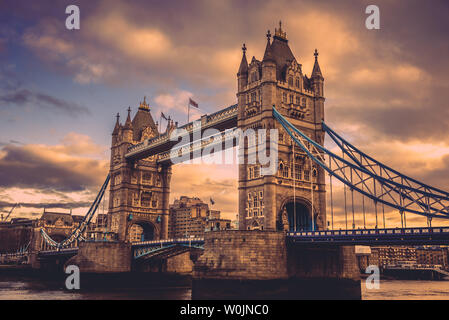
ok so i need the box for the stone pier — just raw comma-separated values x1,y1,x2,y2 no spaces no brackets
67,241,131,273
192,230,361,299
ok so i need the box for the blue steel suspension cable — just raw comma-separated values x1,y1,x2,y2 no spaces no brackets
273,106,449,219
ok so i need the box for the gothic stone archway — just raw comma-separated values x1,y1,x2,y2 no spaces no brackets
278,197,317,232
126,218,159,242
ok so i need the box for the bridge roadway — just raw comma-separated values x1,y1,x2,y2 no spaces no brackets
287,226,449,245
35,226,449,258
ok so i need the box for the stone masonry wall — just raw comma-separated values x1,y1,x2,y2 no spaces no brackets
166,251,194,274
287,244,360,280
67,241,131,273
194,230,288,280
0,225,32,253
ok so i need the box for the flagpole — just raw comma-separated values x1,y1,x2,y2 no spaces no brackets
187,102,190,124
159,114,162,133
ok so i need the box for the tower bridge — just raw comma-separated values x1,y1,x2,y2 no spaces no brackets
2,22,449,299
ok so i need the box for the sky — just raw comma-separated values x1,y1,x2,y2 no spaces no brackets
0,0,448,228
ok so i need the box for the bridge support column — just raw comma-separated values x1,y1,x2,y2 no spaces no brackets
193,230,288,299
67,241,131,273
192,230,361,299
286,244,361,299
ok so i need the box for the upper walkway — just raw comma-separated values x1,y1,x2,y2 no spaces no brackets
125,104,237,161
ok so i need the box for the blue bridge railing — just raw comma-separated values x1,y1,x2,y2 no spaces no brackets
287,226,449,245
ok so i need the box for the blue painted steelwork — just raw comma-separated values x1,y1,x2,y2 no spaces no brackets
323,122,449,217
132,237,204,259
40,174,110,249
273,106,449,220
287,226,449,245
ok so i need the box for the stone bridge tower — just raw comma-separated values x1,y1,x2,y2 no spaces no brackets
108,98,171,242
237,23,326,232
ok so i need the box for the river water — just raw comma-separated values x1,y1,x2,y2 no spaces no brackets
0,275,448,300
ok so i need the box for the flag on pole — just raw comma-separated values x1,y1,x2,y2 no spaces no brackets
189,98,199,108
210,197,215,205
161,111,168,120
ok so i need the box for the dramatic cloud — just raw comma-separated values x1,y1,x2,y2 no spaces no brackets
0,88,90,116
1,0,448,226
0,134,108,191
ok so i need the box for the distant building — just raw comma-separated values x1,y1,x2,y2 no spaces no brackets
369,246,417,267
169,196,232,238
367,246,449,271
416,246,449,269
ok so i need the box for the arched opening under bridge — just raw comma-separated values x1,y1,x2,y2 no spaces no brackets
285,201,316,232
128,222,155,242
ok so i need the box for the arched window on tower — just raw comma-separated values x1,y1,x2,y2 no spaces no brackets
294,165,301,180
141,192,152,207
284,165,290,178
253,193,258,209
251,91,256,103
251,71,258,82
288,76,293,86
142,173,152,185
304,169,310,181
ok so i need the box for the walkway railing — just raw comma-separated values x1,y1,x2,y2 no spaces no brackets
125,104,237,159
287,226,449,245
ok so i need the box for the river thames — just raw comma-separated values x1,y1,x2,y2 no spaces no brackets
0,275,448,300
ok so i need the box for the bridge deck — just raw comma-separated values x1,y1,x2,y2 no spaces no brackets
287,226,449,245
28,227,449,258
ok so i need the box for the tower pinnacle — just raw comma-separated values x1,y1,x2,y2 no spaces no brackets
238,43,249,76
139,96,150,111
113,112,120,135
274,20,287,40
311,49,323,79
124,106,133,129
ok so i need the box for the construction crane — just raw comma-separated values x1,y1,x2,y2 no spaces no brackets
2,203,19,222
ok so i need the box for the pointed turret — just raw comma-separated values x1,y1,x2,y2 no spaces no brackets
112,113,120,135
268,21,296,81
237,43,248,76
121,106,133,143
237,43,249,92
311,49,323,80
262,30,276,83
124,107,133,129
311,49,324,98
132,96,158,141
262,30,275,63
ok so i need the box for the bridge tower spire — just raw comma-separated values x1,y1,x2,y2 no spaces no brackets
237,23,326,232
